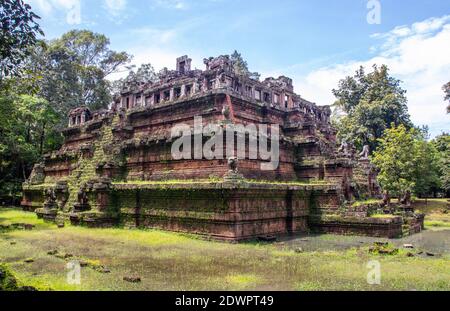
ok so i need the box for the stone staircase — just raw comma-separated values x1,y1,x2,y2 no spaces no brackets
65,122,116,212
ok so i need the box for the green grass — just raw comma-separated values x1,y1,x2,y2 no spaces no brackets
424,220,450,228
413,198,448,212
0,207,449,291
0,263,21,290
352,199,383,207
112,179,219,185
0,208,56,230
412,199,449,230
371,214,397,219
246,179,329,186
224,274,262,290
112,179,329,186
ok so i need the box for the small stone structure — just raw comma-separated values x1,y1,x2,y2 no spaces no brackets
21,54,423,240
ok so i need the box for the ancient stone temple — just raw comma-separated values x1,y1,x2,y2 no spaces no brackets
21,55,423,240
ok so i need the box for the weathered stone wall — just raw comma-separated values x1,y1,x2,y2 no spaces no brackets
27,90,357,188
115,183,315,241
20,54,407,240
21,185,45,211
309,215,404,239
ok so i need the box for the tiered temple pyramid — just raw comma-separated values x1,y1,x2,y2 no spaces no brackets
21,55,423,240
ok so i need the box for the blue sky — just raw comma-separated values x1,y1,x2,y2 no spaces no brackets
26,0,449,136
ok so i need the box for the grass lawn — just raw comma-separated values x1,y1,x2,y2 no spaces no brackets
0,207,449,291
412,198,450,229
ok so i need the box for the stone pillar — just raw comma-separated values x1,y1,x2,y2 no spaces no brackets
193,82,198,94
93,178,112,212
170,88,174,101
281,92,286,109
181,85,186,97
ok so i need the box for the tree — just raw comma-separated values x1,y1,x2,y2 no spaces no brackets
332,65,412,152
372,125,442,201
0,92,59,202
113,63,158,95
413,130,441,198
230,50,260,80
372,125,417,201
0,0,44,80
25,30,131,116
432,133,450,196
133,63,157,84
443,82,450,113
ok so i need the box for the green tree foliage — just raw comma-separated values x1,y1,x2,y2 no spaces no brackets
112,63,158,95
332,65,412,151
372,125,441,199
372,125,416,198
0,92,59,201
0,1,54,203
0,0,43,79
230,50,260,80
432,133,450,195
132,63,157,84
26,30,131,116
413,130,441,197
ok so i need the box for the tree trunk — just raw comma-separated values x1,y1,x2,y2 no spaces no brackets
383,191,390,206
39,122,46,156
21,160,27,181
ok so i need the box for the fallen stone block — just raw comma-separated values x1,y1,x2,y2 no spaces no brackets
47,250,58,255
294,247,303,253
123,276,141,283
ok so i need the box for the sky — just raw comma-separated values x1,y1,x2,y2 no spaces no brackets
25,0,450,137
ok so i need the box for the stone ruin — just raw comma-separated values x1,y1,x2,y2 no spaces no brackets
21,55,424,240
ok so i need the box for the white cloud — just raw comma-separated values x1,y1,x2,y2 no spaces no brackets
109,21,206,81
108,47,203,82
288,15,450,137
152,0,187,10
28,0,53,15
103,0,127,17
26,0,81,24
131,27,178,44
